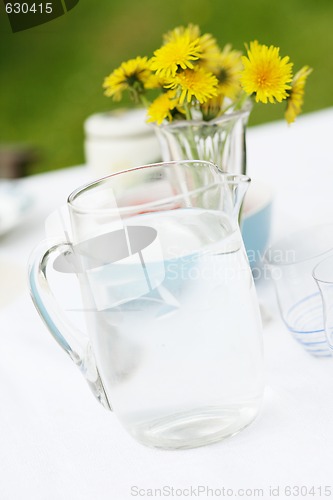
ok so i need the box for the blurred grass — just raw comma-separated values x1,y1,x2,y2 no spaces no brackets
0,0,333,174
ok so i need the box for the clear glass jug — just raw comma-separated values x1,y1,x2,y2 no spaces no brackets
28,160,264,449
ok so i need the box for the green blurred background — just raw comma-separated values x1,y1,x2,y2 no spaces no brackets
1,0,333,175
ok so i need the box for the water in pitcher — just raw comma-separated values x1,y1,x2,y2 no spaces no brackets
88,208,264,449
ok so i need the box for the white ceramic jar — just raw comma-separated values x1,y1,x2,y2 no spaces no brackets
84,108,161,179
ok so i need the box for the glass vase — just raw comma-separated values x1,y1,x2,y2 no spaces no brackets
154,100,252,175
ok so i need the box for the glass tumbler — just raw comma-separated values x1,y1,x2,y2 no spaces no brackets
313,253,333,351
265,224,333,356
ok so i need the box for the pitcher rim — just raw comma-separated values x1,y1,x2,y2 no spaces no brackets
68,160,250,215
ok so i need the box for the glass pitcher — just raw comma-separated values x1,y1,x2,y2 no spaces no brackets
28,160,264,450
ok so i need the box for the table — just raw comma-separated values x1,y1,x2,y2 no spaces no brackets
1,108,333,500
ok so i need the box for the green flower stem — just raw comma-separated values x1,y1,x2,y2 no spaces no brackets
182,101,201,162
139,94,151,108
183,101,193,121
233,91,251,111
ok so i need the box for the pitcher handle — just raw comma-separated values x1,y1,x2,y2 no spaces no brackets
28,240,112,410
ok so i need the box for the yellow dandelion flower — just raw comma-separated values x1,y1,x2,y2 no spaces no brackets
103,56,151,101
150,34,202,79
240,40,293,104
164,25,220,73
146,91,178,125
166,67,218,105
285,66,312,124
214,44,243,99
163,23,200,44
144,73,167,90
197,33,221,72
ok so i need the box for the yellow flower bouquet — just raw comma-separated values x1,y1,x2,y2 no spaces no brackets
103,24,311,125
102,24,311,174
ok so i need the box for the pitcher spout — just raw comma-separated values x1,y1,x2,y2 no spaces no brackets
218,172,251,224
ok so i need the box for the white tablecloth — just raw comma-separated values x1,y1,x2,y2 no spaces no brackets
1,109,333,500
